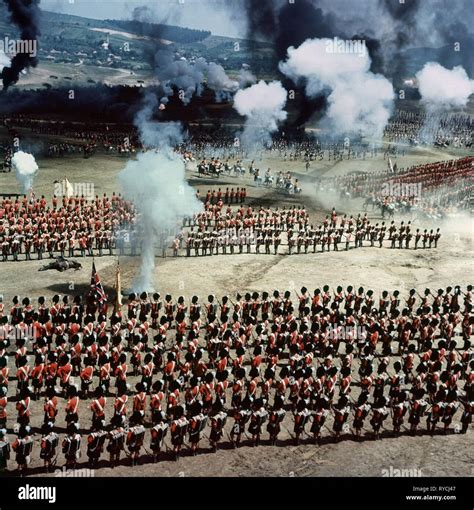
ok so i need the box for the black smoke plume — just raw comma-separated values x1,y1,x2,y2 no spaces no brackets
1,0,41,90
275,0,337,59
377,0,421,78
351,33,384,75
243,0,277,43
239,0,343,127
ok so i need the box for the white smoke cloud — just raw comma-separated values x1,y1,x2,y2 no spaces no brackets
154,51,208,105
207,62,239,93
12,151,38,193
120,90,203,291
416,63,474,111
279,38,394,139
233,80,288,150
237,68,257,89
0,50,10,73
135,92,183,149
118,151,203,291
206,62,239,102
154,50,241,105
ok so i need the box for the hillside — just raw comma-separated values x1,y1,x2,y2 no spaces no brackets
1,5,470,92
401,34,474,78
0,4,273,89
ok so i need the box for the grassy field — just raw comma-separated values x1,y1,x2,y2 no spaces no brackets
0,132,471,303
0,131,472,477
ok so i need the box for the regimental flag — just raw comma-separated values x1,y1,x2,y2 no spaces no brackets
90,261,107,304
114,259,123,313
388,157,394,173
62,177,74,198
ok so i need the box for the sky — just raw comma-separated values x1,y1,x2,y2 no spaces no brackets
23,0,474,51
41,0,247,38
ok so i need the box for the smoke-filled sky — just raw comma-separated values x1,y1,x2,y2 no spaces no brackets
4,0,472,137
40,0,474,47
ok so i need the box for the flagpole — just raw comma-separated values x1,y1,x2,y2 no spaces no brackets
114,257,123,315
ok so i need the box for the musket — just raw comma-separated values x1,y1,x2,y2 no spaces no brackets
415,290,424,300
51,446,60,467
281,423,295,440
141,445,154,456
321,420,333,435
162,439,172,453
201,432,212,443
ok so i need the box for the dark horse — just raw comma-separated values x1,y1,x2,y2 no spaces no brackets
39,256,82,272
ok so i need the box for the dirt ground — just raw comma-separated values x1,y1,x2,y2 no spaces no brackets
0,139,473,477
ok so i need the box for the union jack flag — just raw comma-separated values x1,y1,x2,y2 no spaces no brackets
90,261,107,304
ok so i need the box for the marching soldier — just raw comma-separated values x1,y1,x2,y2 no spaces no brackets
170,405,189,460
40,422,59,472
209,401,227,452
428,229,435,249
0,387,7,429
274,234,281,254
405,228,412,249
414,229,421,249
150,380,165,425
90,386,107,431
150,414,169,462
43,387,58,426
185,236,192,257
0,428,10,473
311,395,331,445
353,393,370,440
408,388,428,435
87,427,108,468
16,387,31,427
126,423,146,466
460,397,473,434
392,391,409,436
333,395,351,440
107,419,126,468
378,228,384,248
12,425,34,476
266,396,286,445
293,399,311,445
131,383,147,425
398,229,405,249
422,229,429,249
62,423,82,470
65,385,80,426
390,230,398,249
113,387,129,426
230,407,251,448
248,398,268,447
187,401,207,456
370,396,389,439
